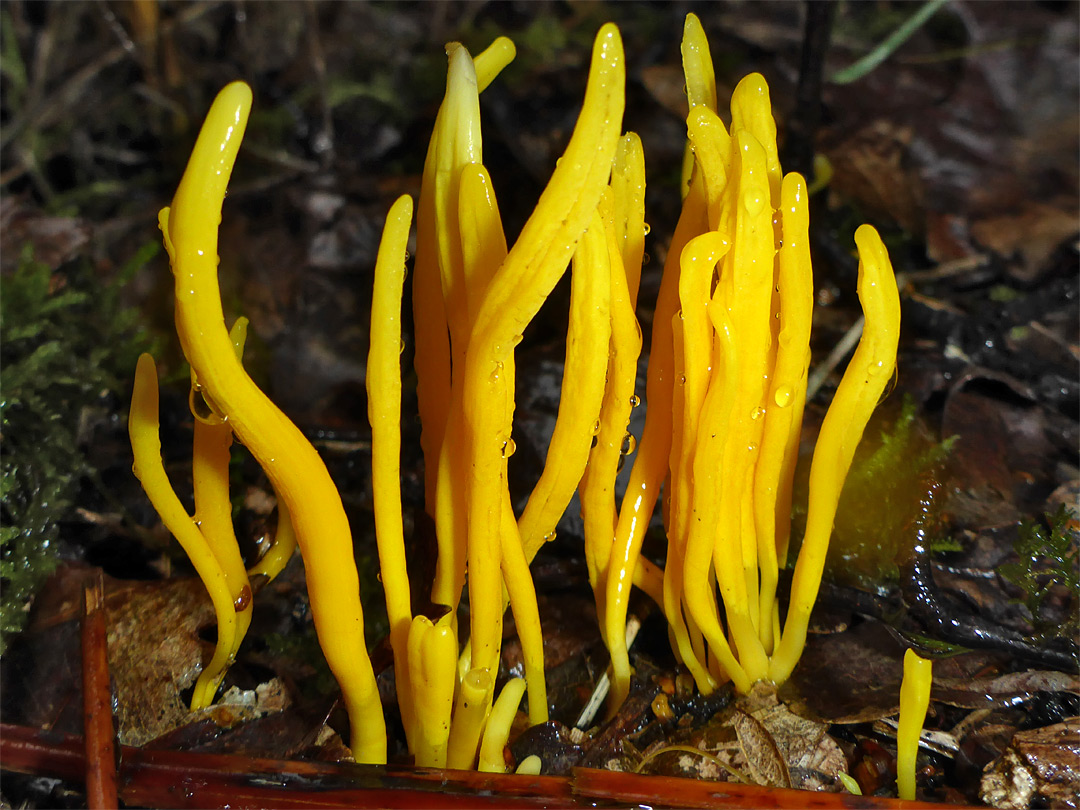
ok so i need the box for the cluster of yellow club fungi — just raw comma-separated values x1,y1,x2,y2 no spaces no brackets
130,13,919,774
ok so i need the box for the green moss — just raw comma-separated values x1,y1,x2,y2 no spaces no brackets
795,397,955,590
1000,504,1079,636
0,244,155,650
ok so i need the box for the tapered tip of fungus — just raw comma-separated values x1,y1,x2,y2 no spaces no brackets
593,22,623,67
733,72,769,100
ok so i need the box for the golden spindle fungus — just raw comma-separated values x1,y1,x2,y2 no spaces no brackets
446,667,495,770
500,496,549,725
516,754,543,775
603,162,709,710
368,194,417,750
753,173,813,653
157,81,386,762
130,353,239,710
462,21,625,694
579,196,642,632
188,318,253,707
478,678,528,773
246,491,297,581
138,17,904,765
517,207,612,554
408,615,457,768
769,224,901,685
897,650,933,800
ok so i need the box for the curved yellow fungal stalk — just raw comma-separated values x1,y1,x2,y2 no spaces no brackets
603,169,708,710
896,649,933,800
188,317,252,709
769,225,901,685
408,615,457,768
680,13,718,198
159,81,385,762
753,173,812,654
130,353,239,710
446,667,495,770
478,677,527,773
517,207,611,554
413,38,516,520
246,492,296,581
367,194,416,750
462,22,625,693
498,498,548,728
580,193,642,623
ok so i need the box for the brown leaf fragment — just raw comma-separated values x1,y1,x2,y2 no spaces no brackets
731,709,792,789
934,671,1080,710
980,718,1080,809
104,577,214,747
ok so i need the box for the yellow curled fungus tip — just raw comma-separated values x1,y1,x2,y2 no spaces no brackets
680,12,718,199
897,650,933,800
516,754,543,775
474,36,516,92
681,13,717,113
160,82,385,762
408,615,457,767
247,489,296,582
686,106,732,230
478,677,527,773
729,73,781,203
610,133,647,306
129,353,238,711
446,667,495,770
769,224,900,685
368,194,417,752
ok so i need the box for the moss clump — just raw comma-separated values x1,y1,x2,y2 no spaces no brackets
806,397,956,590
1000,504,1079,637
0,244,154,650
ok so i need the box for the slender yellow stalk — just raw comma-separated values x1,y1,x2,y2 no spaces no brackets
769,225,901,684
478,678,527,773
518,207,611,553
130,354,239,710
897,649,933,800
462,23,625,688
189,319,252,708
604,174,708,709
753,173,812,653
408,615,457,768
246,490,296,581
446,667,495,770
367,194,416,750
160,81,385,762
414,39,516,519
500,496,548,725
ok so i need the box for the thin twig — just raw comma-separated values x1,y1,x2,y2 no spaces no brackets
575,615,641,730
81,573,118,810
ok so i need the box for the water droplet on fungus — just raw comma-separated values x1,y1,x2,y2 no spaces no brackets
234,585,252,611
742,187,766,217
